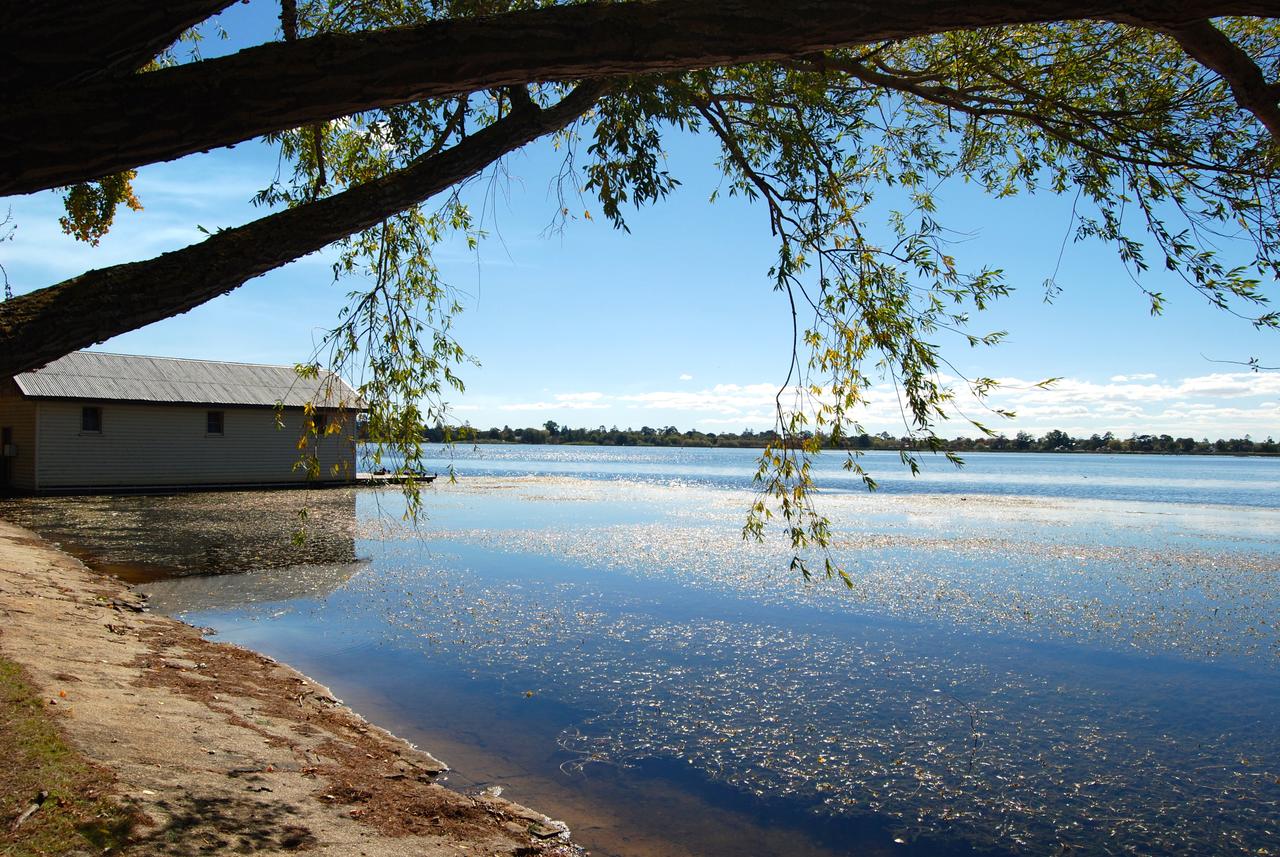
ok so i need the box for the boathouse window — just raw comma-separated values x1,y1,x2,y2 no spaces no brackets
207,410,224,436
81,406,101,433
314,412,328,435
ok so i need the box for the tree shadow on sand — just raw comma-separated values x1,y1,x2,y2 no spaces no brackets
130,790,316,855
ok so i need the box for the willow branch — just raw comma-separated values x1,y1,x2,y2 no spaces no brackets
0,82,608,378
1163,18,1280,139
3,0,1275,195
799,56,1265,176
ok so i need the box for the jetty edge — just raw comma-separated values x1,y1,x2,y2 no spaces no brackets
0,518,583,856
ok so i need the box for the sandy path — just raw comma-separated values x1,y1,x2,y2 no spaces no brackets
0,519,582,856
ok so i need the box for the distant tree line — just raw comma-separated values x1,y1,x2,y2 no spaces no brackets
936,430,1278,455
405,422,1279,456
418,421,777,448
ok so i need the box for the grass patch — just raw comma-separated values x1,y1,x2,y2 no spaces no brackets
0,655,137,856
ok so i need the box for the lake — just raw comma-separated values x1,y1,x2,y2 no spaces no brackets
8,447,1280,856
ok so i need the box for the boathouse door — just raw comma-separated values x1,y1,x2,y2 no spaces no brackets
1,427,11,489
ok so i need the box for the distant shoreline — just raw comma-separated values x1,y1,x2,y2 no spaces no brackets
436,438,1280,458
410,425,1277,457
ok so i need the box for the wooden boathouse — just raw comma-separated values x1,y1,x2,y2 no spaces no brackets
0,351,360,493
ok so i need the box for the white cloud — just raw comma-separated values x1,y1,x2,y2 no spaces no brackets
618,382,780,413
701,413,775,426
679,373,693,381
499,399,608,411
943,370,1280,437
135,172,267,206
999,372,1280,408
1176,373,1280,399
475,369,1280,437
1012,404,1094,418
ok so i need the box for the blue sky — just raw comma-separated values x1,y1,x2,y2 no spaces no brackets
4,2,1278,440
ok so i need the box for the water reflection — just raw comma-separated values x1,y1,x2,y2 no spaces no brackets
413,446,1280,508
6,467,1280,856
127,477,1280,857
0,488,358,581
329,543,1279,856
144,560,368,613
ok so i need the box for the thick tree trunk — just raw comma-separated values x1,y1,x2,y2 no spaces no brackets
2,0,1275,196
1166,19,1280,137
0,2,236,92
0,83,607,379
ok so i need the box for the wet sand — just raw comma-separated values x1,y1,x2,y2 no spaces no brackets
0,518,583,856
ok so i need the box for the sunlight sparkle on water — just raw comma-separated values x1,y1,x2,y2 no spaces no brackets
15,457,1279,856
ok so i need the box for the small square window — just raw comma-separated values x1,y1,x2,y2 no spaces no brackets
81,406,101,433
314,412,328,435
207,410,224,435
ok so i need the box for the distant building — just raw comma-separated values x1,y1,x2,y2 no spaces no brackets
0,351,361,493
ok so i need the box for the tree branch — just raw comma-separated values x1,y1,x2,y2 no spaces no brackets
0,82,608,378
807,56,1249,175
0,2,236,92
1163,18,1280,139
3,0,1275,196
693,99,790,235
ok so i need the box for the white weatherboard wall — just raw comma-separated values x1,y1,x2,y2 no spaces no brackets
35,401,354,489
0,397,38,491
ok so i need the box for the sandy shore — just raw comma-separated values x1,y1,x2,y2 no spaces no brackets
0,518,583,856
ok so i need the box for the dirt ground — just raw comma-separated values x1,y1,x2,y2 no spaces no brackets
0,518,584,856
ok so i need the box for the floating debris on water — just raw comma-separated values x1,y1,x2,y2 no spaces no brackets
7,470,1280,856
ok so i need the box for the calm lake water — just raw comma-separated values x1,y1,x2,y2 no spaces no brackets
20,447,1280,856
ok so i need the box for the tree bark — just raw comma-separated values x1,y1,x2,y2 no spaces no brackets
3,0,1276,196
0,83,607,378
1165,19,1280,138
0,2,236,92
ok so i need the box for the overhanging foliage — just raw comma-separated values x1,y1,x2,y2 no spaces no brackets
1,0,1276,579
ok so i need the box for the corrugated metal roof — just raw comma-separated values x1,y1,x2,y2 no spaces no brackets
12,351,362,409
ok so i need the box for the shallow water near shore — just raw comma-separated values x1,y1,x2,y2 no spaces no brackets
6,448,1280,856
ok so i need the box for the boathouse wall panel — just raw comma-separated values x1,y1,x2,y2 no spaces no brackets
34,401,354,489
0,396,38,491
